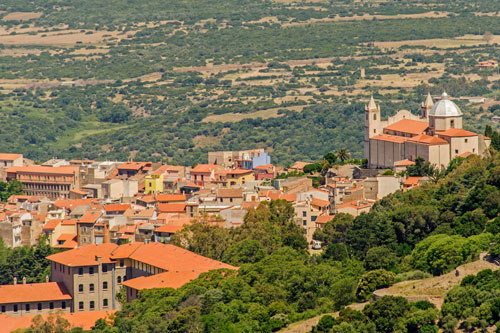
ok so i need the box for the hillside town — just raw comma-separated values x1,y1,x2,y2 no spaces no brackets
0,93,494,330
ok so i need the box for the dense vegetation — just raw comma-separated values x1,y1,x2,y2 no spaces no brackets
40,151,491,331
0,0,498,164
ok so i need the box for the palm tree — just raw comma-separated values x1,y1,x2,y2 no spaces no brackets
336,148,350,162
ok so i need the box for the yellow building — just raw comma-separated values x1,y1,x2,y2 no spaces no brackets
145,174,163,194
226,169,255,187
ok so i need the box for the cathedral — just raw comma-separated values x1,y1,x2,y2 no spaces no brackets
364,92,491,169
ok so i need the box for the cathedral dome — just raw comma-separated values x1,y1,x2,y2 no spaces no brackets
429,92,462,117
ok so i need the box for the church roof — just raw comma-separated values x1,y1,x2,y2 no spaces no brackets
423,92,434,108
407,134,448,145
437,128,477,137
429,92,462,117
384,119,429,135
371,134,406,143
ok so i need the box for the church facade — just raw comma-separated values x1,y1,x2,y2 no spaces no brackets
364,92,491,169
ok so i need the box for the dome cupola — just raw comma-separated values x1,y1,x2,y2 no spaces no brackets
428,92,462,117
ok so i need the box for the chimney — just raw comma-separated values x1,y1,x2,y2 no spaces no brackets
46,275,49,283
22,277,26,285
13,277,17,285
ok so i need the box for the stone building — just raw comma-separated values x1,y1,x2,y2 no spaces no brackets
364,93,491,169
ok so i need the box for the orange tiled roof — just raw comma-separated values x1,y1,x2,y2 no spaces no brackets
437,128,478,137
227,169,253,175
407,134,448,145
156,194,186,202
459,152,473,158
315,215,335,224
122,270,203,291
383,119,429,135
105,204,131,212
0,311,115,332
311,198,330,207
79,210,102,224
57,233,77,241
117,161,148,170
217,188,243,198
394,159,415,167
43,219,62,231
109,242,143,259
158,203,186,213
0,282,71,304
156,224,184,233
404,176,422,186
0,153,22,160
6,165,78,175
371,134,406,144
61,219,77,225
137,195,156,203
127,242,237,272
241,201,260,210
53,199,98,210
191,164,218,173
337,200,374,210
47,243,119,266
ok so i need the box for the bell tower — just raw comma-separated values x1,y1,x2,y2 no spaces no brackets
421,92,433,120
364,96,381,166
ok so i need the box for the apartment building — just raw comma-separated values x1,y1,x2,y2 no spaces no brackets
6,166,80,199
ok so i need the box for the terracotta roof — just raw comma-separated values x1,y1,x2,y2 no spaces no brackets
437,128,478,137
191,164,218,173
156,194,186,202
137,195,156,203
117,225,137,234
0,153,22,160
394,159,415,167
70,189,88,195
483,135,491,140
47,243,119,266
123,208,156,218
55,234,78,249
79,210,102,224
6,165,78,175
241,201,260,210
57,233,77,241
0,311,115,332
253,163,274,171
109,242,143,259
117,162,148,170
126,242,237,273
337,200,374,210
227,169,253,175
53,199,98,210
158,203,186,213
404,176,422,186
61,219,77,225
0,282,71,304
105,204,131,213
459,152,473,158
315,215,335,224
371,134,406,144
383,119,429,135
407,134,448,145
217,188,243,198
43,219,61,231
156,224,184,233
310,198,330,207
122,270,203,291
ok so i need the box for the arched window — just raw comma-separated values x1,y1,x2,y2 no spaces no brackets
117,276,122,284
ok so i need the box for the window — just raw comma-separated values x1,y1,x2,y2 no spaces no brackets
89,267,94,275
38,303,42,311
78,267,83,275
120,260,124,267
102,264,108,273
89,283,94,292
90,301,95,310
450,120,455,128
62,301,66,309
1,305,5,313
103,299,108,307
303,220,307,226
14,305,18,312
79,284,84,293
373,129,376,134
302,211,306,217
465,138,468,143
117,276,122,284
103,281,108,290
79,302,84,311
25,304,30,312
373,114,377,120
50,302,54,310
455,150,459,154
123,276,127,281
